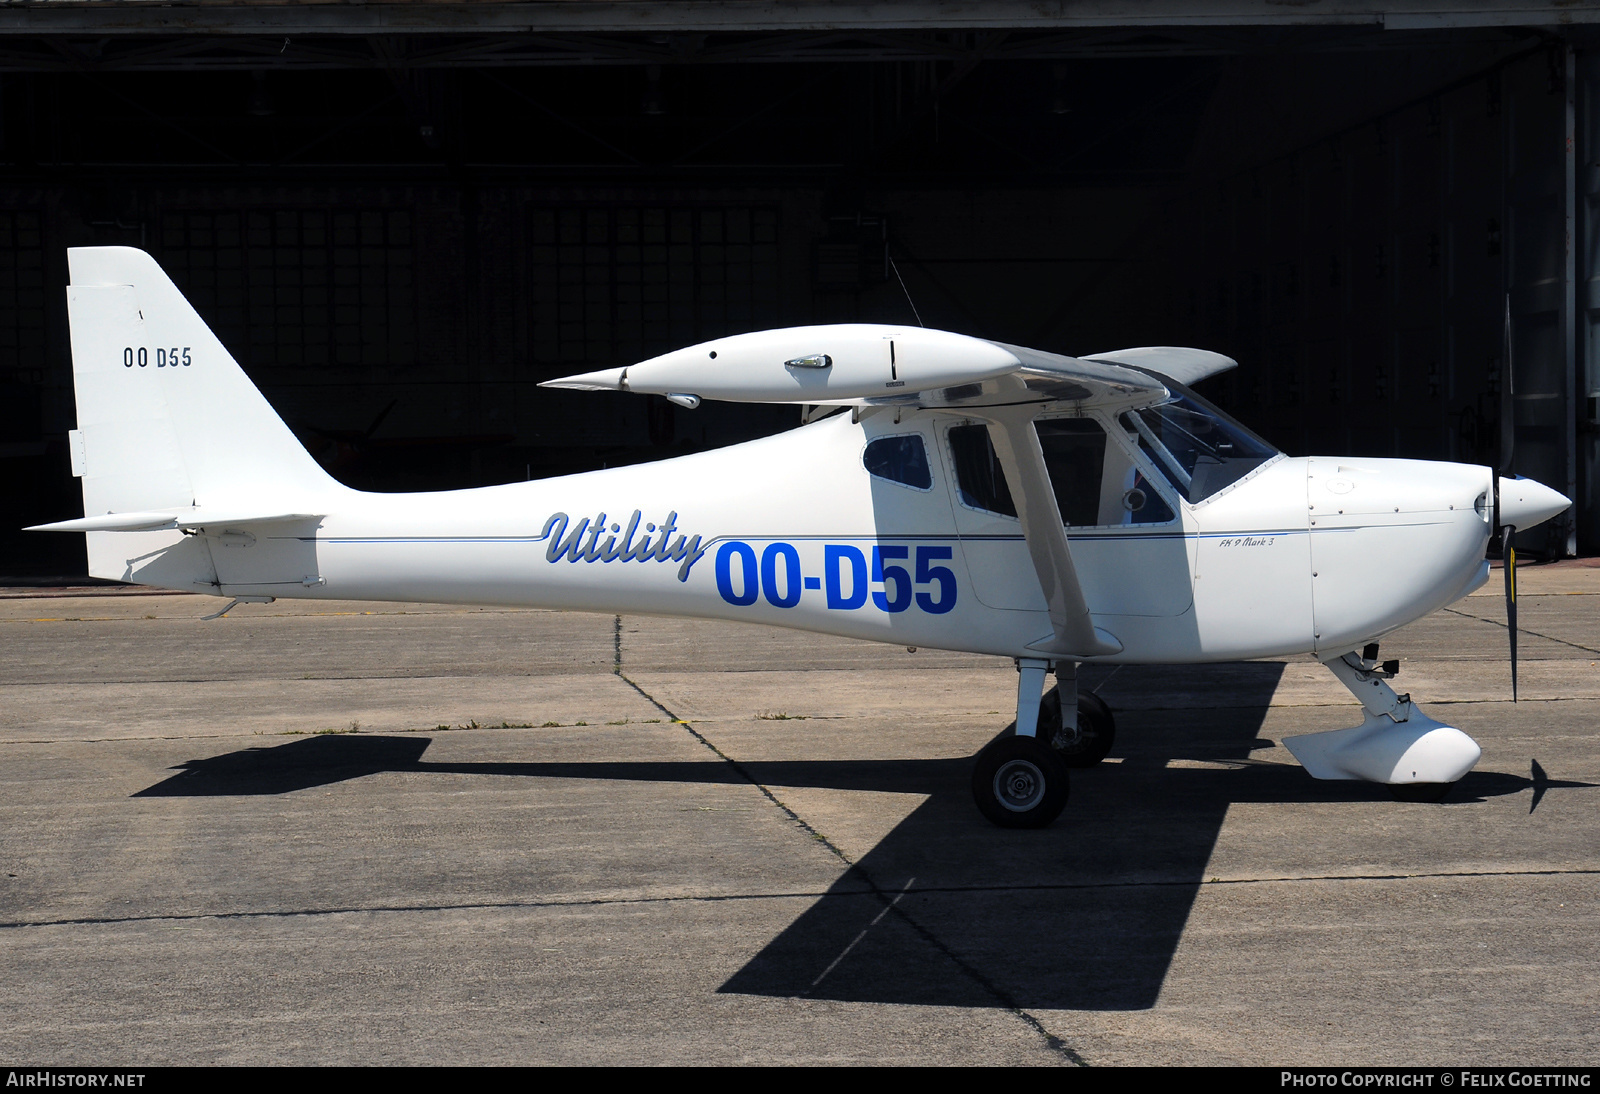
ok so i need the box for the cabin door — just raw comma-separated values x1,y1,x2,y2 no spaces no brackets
934,411,1193,617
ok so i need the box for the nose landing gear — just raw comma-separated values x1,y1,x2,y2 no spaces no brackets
1284,648,1481,795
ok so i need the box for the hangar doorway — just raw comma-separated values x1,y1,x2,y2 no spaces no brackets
0,6,1595,577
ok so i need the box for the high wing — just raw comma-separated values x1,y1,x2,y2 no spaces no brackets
539,324,1234,411
543,326,1235,660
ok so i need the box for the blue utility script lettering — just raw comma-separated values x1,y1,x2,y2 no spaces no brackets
536,510,709,581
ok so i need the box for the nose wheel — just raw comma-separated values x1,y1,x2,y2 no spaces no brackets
971,734,1069,828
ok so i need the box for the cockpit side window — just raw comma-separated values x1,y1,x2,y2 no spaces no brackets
1034,418,1106,527
1103,423,1177,525
949,418,1177,526
1035,417,1177,527
863,433,933,490
1121,387,1278,503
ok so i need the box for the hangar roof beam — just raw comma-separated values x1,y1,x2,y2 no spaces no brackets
0,0,1596,36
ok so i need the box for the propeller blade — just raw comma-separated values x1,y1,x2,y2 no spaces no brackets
1503,526,1518,703
1499,294,1515,475
1496,297,1519,703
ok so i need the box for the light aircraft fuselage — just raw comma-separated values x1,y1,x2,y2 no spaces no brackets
107,412,1496,666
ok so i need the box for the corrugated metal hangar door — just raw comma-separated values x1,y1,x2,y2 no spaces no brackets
0,2,1595,576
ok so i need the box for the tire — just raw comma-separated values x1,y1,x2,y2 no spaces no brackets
971,734,1069,828
1033,686,1117,768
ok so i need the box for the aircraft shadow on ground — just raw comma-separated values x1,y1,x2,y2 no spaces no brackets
131,662,1579,1011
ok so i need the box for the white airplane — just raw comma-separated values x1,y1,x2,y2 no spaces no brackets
28,247,1572,827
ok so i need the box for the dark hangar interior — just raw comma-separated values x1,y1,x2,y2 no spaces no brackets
1,0,1597,577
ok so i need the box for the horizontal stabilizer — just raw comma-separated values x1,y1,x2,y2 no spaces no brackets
27,509,321,533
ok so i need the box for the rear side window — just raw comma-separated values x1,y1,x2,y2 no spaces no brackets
863,434,932,490
948,424,1016,516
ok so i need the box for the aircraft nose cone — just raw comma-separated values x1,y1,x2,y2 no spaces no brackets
1498,475,1571,531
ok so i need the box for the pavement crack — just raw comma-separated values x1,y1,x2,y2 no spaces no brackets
612,629,1087,1065
8,867,1595,933
0,671,623,687
0,889,857,931
612,668,847,859
1443,607,1600,657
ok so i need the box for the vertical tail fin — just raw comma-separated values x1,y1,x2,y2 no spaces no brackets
59,247,342,583
66,246,339,515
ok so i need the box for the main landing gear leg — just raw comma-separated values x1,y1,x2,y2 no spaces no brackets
971,658,1069,828
1015,658,1050,739
1052,661,1079,742
1283,647,1482,802
1039,663,1117,767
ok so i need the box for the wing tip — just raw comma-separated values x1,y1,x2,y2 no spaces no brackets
539,367,627,392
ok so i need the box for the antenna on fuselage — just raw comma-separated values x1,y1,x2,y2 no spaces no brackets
887,253,924,328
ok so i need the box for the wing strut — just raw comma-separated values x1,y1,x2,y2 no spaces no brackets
966,405,1121,659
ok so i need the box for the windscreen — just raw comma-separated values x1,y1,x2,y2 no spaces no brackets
1121,384,1279,504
